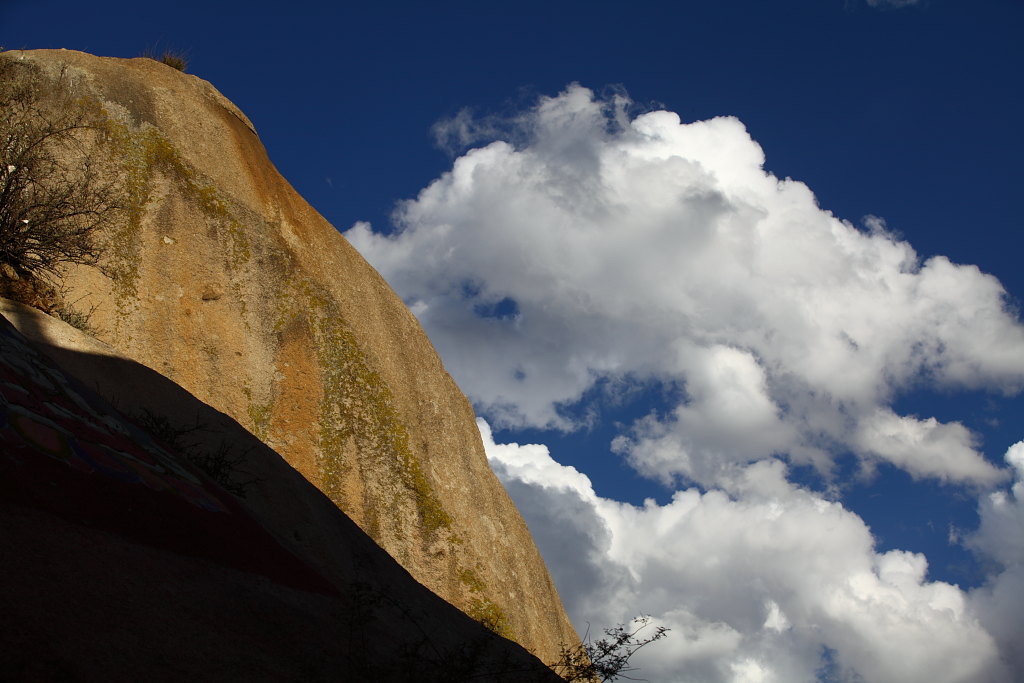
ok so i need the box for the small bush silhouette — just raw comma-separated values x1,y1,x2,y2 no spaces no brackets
157,52,187,72
142,46,188,72
133,408,259,498
551,616,669,682
52,296,98,333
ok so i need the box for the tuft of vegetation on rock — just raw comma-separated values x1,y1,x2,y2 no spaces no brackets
142,47,189,72
51,294,98,333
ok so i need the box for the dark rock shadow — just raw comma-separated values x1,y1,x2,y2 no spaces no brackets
0,299,560,682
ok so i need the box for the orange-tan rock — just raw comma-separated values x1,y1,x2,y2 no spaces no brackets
5,49,578,662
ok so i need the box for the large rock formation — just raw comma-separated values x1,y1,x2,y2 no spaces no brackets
3,49,578,663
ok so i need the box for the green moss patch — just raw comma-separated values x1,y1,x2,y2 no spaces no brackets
96,108,251,327
277,275,452,538
459,566,512,638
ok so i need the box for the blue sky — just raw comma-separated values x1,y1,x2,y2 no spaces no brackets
5,1,1024,681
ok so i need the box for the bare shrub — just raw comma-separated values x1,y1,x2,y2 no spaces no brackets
551,616,669,682
133,408,260,498
0,53,122,299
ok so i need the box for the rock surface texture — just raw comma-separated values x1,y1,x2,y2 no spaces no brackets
4,49,578,662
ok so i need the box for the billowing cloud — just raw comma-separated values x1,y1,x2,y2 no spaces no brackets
346,84,1024,487
852,409,999,483
482,419,1015,682
968,442,1024,675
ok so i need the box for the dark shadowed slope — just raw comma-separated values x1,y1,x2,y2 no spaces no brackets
0,299,561,681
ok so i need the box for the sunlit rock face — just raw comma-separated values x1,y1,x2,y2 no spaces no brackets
5,49,578,663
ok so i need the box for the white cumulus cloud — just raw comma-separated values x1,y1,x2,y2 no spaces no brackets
346,84,1024,487
968,442,1024,675
852,409,1001,483
481,419,1015,683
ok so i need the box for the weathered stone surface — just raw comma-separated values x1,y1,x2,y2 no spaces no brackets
7,49,578,661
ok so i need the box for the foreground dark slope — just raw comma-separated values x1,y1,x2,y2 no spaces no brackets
0,299,560,681
0,48,578,668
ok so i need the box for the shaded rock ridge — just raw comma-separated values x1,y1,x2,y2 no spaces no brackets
2,49,578,661
0,300,561,681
